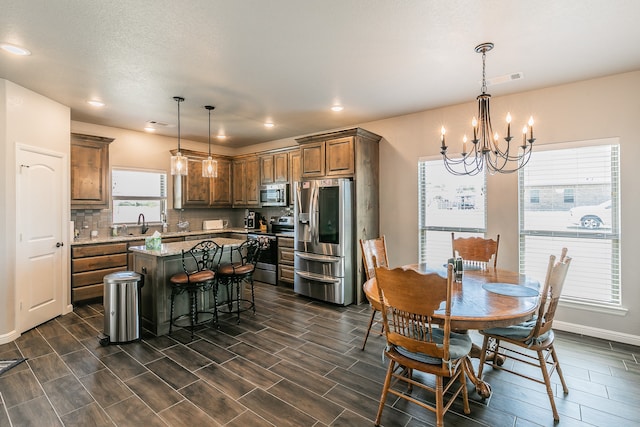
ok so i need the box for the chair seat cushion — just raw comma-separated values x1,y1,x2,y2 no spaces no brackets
170,269,215,285
217,263,255,276
395,328,472,365
481,316,550,345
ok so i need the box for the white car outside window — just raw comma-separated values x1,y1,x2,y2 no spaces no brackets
568,200,611,229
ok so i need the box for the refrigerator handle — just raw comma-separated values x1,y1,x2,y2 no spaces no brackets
310,185,318,245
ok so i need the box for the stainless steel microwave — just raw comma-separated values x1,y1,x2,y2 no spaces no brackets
260,183,288,206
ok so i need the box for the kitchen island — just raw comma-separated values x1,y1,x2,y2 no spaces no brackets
130,237,245,336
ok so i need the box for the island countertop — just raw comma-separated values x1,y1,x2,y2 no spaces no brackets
129,237,246,257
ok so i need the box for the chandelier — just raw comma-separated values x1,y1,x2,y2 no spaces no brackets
170,96,188,176
440,42,535,175
202,105,218,178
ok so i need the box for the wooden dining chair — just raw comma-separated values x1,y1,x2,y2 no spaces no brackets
359,236,389,350
374,264,472,427
169,240,222,339
451,232,500,270
477,248,571,421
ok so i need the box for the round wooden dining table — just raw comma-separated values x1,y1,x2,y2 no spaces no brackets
363,263,541,397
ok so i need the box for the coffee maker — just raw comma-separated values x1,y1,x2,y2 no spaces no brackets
244,210,259,229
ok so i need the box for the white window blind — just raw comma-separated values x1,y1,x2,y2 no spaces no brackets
112,169,167,224
519,141,620,305
418,158,486,265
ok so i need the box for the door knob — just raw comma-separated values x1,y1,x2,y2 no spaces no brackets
56,242,64,247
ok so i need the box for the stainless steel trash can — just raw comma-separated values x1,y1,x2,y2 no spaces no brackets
102,271,143,345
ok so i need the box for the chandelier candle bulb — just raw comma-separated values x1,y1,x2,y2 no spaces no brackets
472,117,478,140
506,112,512,138
441,126,446,148
528,116,534,140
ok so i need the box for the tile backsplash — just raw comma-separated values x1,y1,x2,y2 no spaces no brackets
71,206,291,238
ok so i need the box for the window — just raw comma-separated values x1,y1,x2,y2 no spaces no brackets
112,169,167,225
530,189,540,203
418,158,486,265
519,140,620,305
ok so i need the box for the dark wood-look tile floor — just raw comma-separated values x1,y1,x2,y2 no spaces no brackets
1,282,639,426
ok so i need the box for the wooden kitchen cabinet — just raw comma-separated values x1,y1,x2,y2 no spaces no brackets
299,136,355,178
261,152,289,184
70,133,114,209
71,242,128,303
232,155,260,207
172,149,232,208
289,148,301,191
210,157,232,207
277,236,295,287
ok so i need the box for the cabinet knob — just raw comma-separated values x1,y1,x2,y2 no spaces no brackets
141,267,147,274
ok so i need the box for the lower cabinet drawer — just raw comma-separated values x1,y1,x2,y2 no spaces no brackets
72,266,128,288
72,253,128,273
278,247,295,264
72,283,104,303
278,264,295,284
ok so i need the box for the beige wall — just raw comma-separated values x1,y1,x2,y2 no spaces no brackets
359,71,640,343
1,80,70,340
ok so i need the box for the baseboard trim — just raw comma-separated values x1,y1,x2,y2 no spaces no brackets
554,320,640,347
0,329,20,345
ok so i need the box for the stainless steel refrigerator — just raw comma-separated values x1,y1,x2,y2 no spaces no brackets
293,178,354,305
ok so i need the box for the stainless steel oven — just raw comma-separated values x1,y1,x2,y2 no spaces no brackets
260,183,288,207
247,233,277,285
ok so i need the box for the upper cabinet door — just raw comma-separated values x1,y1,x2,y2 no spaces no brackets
182,158,210,207
300,141,325,178
325,137,355,176
273,152,289,183
70,133,114,209
260,155,275,185
210,158,232,207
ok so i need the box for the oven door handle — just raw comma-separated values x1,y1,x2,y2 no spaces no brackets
295,252,340,263
295,270,341,283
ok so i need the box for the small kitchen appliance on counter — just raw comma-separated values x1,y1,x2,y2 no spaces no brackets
244,210,260,229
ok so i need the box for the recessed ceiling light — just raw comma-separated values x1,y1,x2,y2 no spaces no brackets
264,122,274,128
0,43,31,56
144,126,156,132
216,135,227,140
87,100,105,107
331,105,344,112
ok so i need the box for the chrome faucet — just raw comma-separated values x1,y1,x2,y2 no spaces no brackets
138,213,149,234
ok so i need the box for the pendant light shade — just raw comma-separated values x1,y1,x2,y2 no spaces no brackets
202,105,218,178
170,96,188,176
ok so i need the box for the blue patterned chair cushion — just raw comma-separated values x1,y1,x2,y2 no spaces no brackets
482,316,549,346
394,328,473,365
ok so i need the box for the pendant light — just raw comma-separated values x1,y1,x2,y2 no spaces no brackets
202,105,218,178
170,96,188,176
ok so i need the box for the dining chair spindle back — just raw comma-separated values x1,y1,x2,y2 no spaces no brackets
478,247,572,421
451,232,500,270
373,264,472,427
359,236,389,350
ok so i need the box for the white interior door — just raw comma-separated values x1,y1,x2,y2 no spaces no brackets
16,146,65,332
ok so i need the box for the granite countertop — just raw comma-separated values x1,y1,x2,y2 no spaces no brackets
129,237,247,257
71,227,250,246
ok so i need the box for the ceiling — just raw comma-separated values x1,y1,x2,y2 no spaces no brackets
2,0,640,148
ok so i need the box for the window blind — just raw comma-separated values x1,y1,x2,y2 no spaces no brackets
418,158,486,265
519,141,620,305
